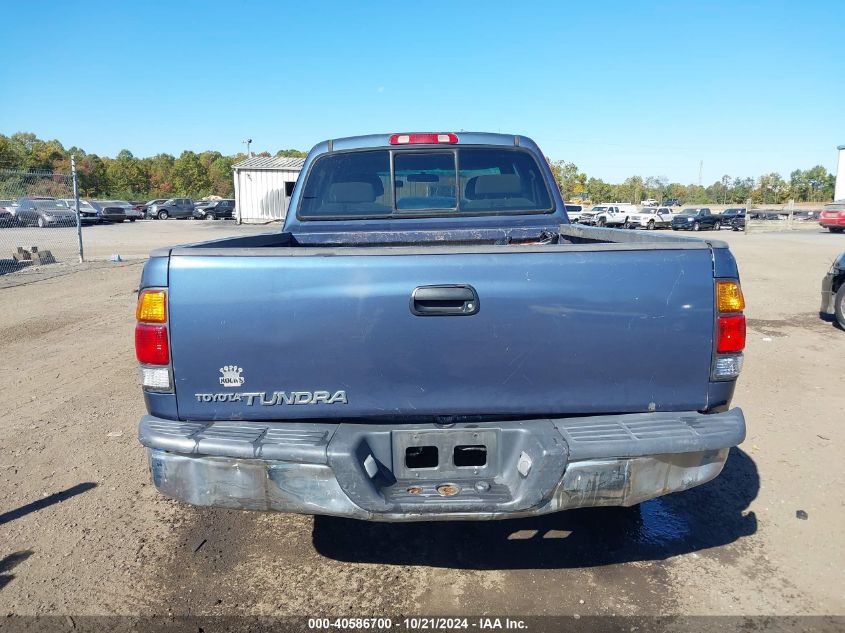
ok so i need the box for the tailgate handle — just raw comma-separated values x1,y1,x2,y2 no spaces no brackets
411,285,479,316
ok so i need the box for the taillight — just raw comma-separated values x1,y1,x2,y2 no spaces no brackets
712,279,745,380
136,288,172,390
135,324,169,365
136,289,167,322
716,281,745,313
717,315,746,353
389,133,458,145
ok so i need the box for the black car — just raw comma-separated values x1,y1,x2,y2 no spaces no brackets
820,251,845,329
671,207,720,231
193,199,236,220
663,198,682,207
720,207,747,228
87,200,126,223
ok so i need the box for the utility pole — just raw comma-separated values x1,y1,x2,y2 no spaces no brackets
698,160,703,187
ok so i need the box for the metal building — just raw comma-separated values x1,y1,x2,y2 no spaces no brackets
232,156,305,223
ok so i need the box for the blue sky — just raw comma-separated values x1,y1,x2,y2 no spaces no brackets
1,0,842,184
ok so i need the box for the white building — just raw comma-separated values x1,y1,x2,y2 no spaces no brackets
836,144,845,202
232,156,305,223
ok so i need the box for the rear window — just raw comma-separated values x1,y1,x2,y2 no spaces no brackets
298,148,553,219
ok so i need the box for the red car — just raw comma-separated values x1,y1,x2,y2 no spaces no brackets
819,202,845,233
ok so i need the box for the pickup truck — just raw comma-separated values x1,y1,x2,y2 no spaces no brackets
577,203,636,227
135,132,747,521
625,206,674,230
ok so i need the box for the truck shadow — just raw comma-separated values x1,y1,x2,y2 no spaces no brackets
312,447,758,569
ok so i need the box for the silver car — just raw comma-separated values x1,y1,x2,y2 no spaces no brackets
11,198,77,227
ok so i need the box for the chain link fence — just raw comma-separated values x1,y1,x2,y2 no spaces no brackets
0,169,82,276
743,200,825,234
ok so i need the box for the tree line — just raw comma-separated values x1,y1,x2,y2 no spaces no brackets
0,132,306,200
0,131,836,205
549,160,836,205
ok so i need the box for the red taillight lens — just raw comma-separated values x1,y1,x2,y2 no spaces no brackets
717,315,746,353
389,133,458,145
135,324,169,365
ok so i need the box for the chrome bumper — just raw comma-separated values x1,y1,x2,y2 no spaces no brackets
140,409,745,522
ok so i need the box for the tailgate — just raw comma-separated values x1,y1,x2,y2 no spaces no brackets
168,247,716,420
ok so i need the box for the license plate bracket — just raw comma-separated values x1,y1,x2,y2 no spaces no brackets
391,428,499,480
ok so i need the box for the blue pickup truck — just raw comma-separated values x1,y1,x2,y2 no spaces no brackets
135,132,747,521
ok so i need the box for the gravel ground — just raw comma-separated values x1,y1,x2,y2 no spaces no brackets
0,222,843,617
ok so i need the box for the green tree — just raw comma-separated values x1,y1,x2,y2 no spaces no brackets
586,177,613,203
276,149,307,158
172,151,210,196
548,160,585,200
805,165,834,202
144,153,176,196
77,154,108,196
106,149,147,197
208,156,235,197
29,139,67,171
0,134,23,169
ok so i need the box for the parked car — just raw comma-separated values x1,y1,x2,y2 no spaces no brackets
641,198,658,207
719,207,747,228
563,204,583,223
56,199,101,225
625,206,674,230
671,207,720,231
10,198,77,227
663,198,682,207
149,198,195,219
819,202,845,233
104,200,143,222
578,203,636,227
820,251,845,328
0,200,14,226
194,199,236,220
140,199,168,218
86,201,126,223
729,209,748,231
733,211,786,231
136,131,747,522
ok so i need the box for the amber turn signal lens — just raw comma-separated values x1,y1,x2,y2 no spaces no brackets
136,289,167,323
717,281,745,313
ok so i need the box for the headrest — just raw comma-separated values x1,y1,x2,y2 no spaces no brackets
328,182,376,203
473,174,522,196
347,173,385,196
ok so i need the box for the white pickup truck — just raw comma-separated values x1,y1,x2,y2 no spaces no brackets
577,203,637,227
626,206,675,230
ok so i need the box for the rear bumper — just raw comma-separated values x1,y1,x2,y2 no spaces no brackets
139,409,745,521
820,217,845,227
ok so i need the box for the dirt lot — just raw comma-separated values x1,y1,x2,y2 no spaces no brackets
0,221,843,617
